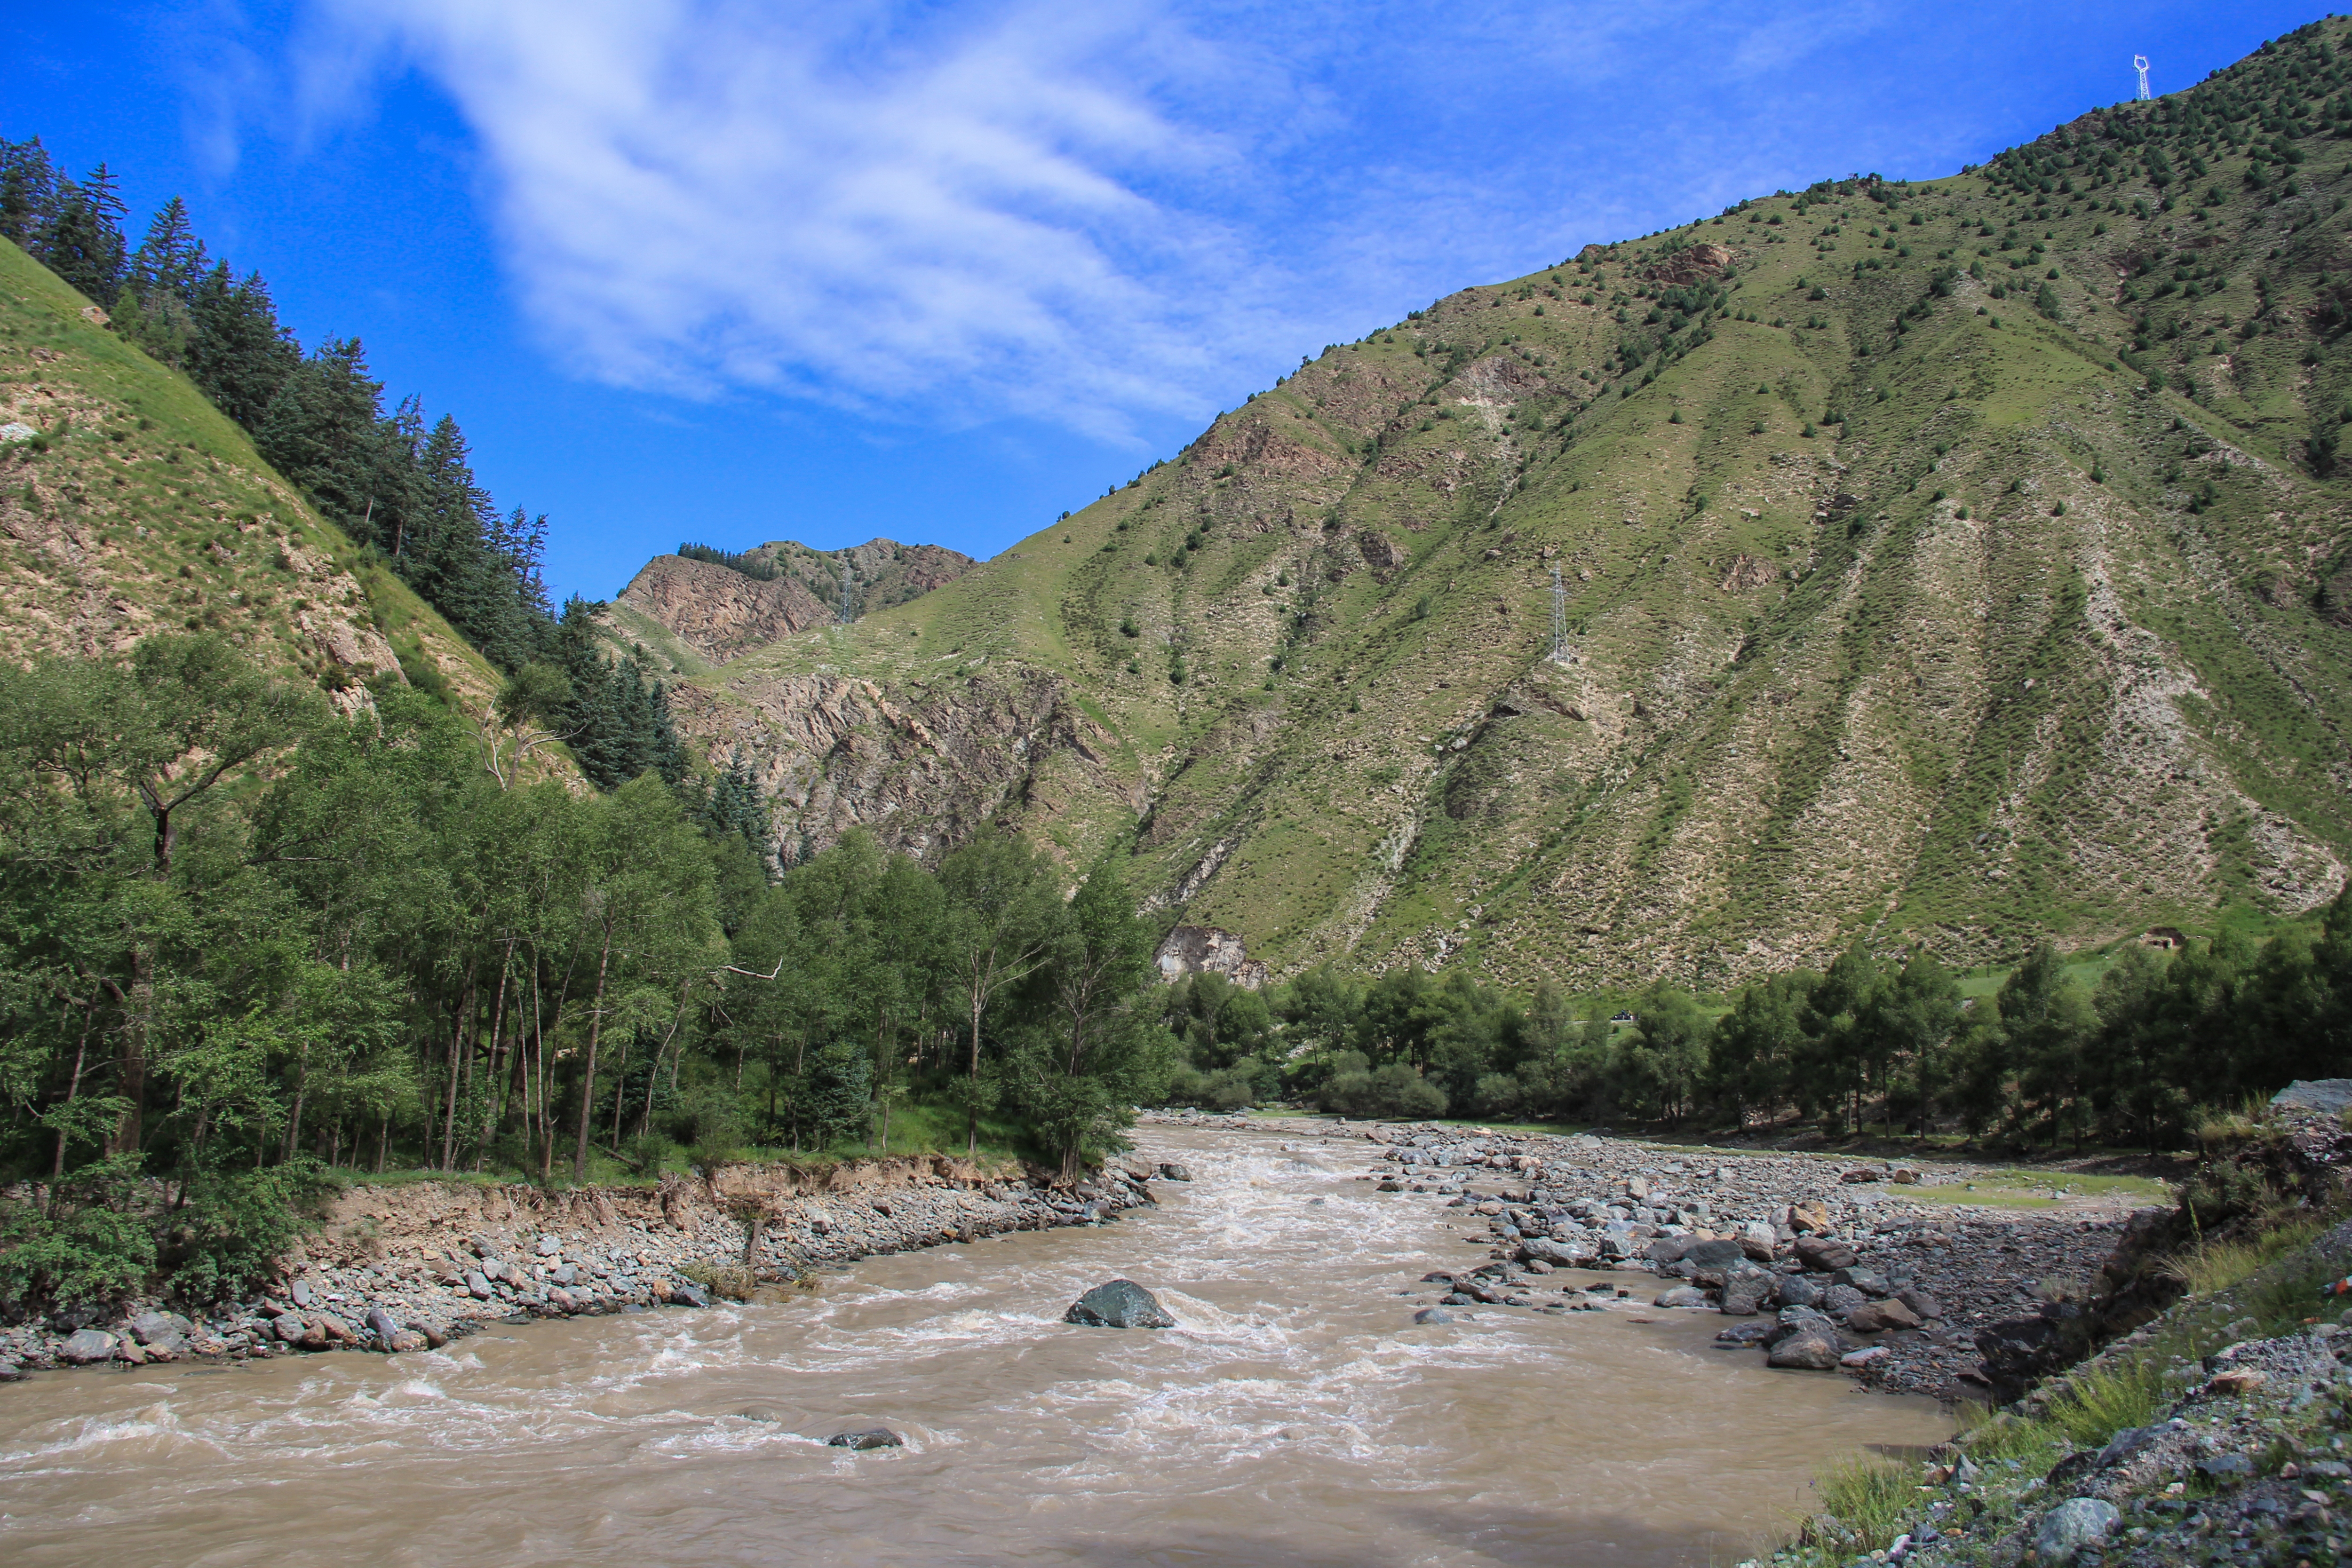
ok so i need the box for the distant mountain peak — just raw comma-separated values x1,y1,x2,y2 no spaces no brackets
614,537,974,664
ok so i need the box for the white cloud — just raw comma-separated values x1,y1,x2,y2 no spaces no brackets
277,0,2023,440
299,0,1308,439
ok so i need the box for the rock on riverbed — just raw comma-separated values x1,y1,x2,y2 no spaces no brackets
1271,1114,2156,1399
1064,1279,1176,1329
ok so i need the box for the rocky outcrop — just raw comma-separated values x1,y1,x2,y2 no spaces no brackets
616,540,977,664
617,554,836,662
671,666,1136,866
1637,241,1735,284
1154,925,1267,988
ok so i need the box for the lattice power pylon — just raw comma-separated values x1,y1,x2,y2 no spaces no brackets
1549,565,1573,665
2135,55,2152,101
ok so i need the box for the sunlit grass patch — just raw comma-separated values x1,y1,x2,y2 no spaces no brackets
1904,1184,2059,1209
1805,1452,1927,1552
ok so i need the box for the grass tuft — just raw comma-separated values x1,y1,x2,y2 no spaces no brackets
1808,1453,1923,1552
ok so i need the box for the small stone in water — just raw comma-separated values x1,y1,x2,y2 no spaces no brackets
826,1428,904,1450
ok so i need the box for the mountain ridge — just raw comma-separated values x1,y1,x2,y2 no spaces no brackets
633,17,2352,985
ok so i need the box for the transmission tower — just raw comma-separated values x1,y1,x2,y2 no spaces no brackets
838,559,856,626
2134,55,2152,101
1549,565,1573,665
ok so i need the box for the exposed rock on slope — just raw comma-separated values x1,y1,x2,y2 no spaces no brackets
614,538,976,665
616,554,836,662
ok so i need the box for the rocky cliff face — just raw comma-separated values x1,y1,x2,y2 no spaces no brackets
656,27,2352,985
616,554,837,663
614,539,977,665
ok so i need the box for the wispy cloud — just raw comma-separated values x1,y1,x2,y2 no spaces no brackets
273,0,2010,440
296,0,1308,439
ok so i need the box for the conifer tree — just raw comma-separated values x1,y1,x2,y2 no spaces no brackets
127,197,204,300
0,137,58,246
185,265,302,430
39,162,128,304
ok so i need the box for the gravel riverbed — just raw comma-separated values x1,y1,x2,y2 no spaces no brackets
1144,1111,2158,1400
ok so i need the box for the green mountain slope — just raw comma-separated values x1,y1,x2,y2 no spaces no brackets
669,20,2352,983
0,237,501,712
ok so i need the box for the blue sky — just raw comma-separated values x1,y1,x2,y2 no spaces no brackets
8,1,2327,602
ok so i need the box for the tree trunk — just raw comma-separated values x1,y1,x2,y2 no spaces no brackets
476,943,514,1168
440,973,476,1171
641,977,690,1142
53,1004,93,1178
966,985,985,1158
112,946,153,1155
572,931,614,1183
608,1032,630,1154
282,1041,311,1164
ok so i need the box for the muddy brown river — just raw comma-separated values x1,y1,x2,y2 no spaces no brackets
0,1125,1951,1565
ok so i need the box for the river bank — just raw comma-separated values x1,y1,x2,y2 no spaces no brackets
0,1153,1164,1377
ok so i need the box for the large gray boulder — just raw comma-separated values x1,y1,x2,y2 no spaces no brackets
128,1310,191,1346
1682,1238,1745,1272
1517,1236,1594,1267
1775,1274,1824,1309
826,1428,904,1450
1821,1283,1869,1319
61,1329,118,1364
1766,1332,1842,1370
2034,1499,2119,1563
1063,1279,1176,1329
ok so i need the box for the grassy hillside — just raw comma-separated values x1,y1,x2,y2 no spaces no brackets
0,238,501,712
667,20,2352,984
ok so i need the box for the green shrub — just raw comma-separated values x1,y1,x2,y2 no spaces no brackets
162,1164,325,1306
0,1165,157,1312
1471,1072,1525,1119
1319,1061,1447,1119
